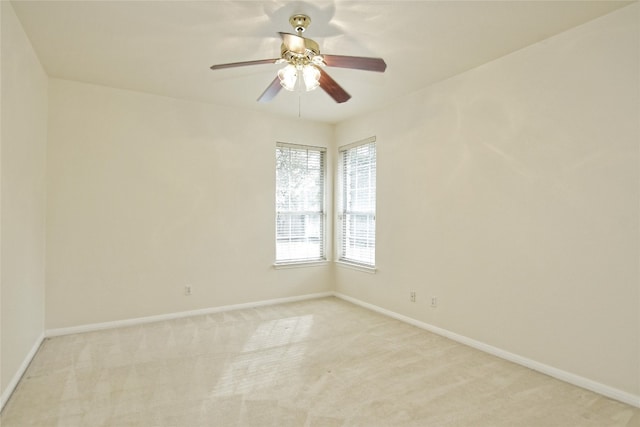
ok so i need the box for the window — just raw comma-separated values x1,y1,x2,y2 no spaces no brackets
275,143,326,264
338,137,376,267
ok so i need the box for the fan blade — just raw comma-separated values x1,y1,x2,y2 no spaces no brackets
279,32,306,54
318,69,351,103
257,77,283,103
210,58,279,71
323,54,387,72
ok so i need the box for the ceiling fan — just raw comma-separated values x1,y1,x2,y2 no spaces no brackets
209,14,387,104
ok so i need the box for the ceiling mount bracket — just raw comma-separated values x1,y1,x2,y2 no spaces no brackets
289,14,311,34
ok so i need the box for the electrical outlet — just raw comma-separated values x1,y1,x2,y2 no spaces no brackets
410,291,416,302
431,296,437,307
184,285,192,296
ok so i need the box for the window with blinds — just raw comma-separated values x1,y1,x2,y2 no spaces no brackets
338,137,376,267
275,143,326,264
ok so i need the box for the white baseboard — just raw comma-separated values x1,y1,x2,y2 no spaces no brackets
45,291,334,338
333,292,640,408
1,332,45,412
36,290,640,409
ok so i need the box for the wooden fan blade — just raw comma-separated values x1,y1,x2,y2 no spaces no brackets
323,54,387,72
279,32,306,54
257,77,283,103
210,58,279,71
318,69,351,103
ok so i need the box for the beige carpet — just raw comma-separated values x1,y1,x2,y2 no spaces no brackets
2,297,638,426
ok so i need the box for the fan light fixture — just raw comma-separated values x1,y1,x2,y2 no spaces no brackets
278,63,320,92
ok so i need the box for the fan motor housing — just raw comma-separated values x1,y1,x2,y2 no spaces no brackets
282,14,319,63
281,38,320,60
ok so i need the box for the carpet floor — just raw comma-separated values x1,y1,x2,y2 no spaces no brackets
1,297,638,426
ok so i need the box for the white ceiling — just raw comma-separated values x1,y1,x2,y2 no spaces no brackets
11,0,632,124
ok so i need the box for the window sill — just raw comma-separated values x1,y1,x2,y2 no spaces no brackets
335,260,377,274
273,260,329,270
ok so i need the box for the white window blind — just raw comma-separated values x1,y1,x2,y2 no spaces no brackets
275,143,326,264
338,138,376,267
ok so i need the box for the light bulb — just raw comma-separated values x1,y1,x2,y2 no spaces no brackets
278,64,297,91
302,65,320,91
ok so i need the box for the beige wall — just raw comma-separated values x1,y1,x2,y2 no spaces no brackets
335,4,639,396
0,1,48,401
45,79,334,329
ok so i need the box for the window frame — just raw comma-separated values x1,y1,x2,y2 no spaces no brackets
274,142,328,266
336,136,377,270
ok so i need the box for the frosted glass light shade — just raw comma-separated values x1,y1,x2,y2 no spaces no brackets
302,65,320,91
278,64,297,91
